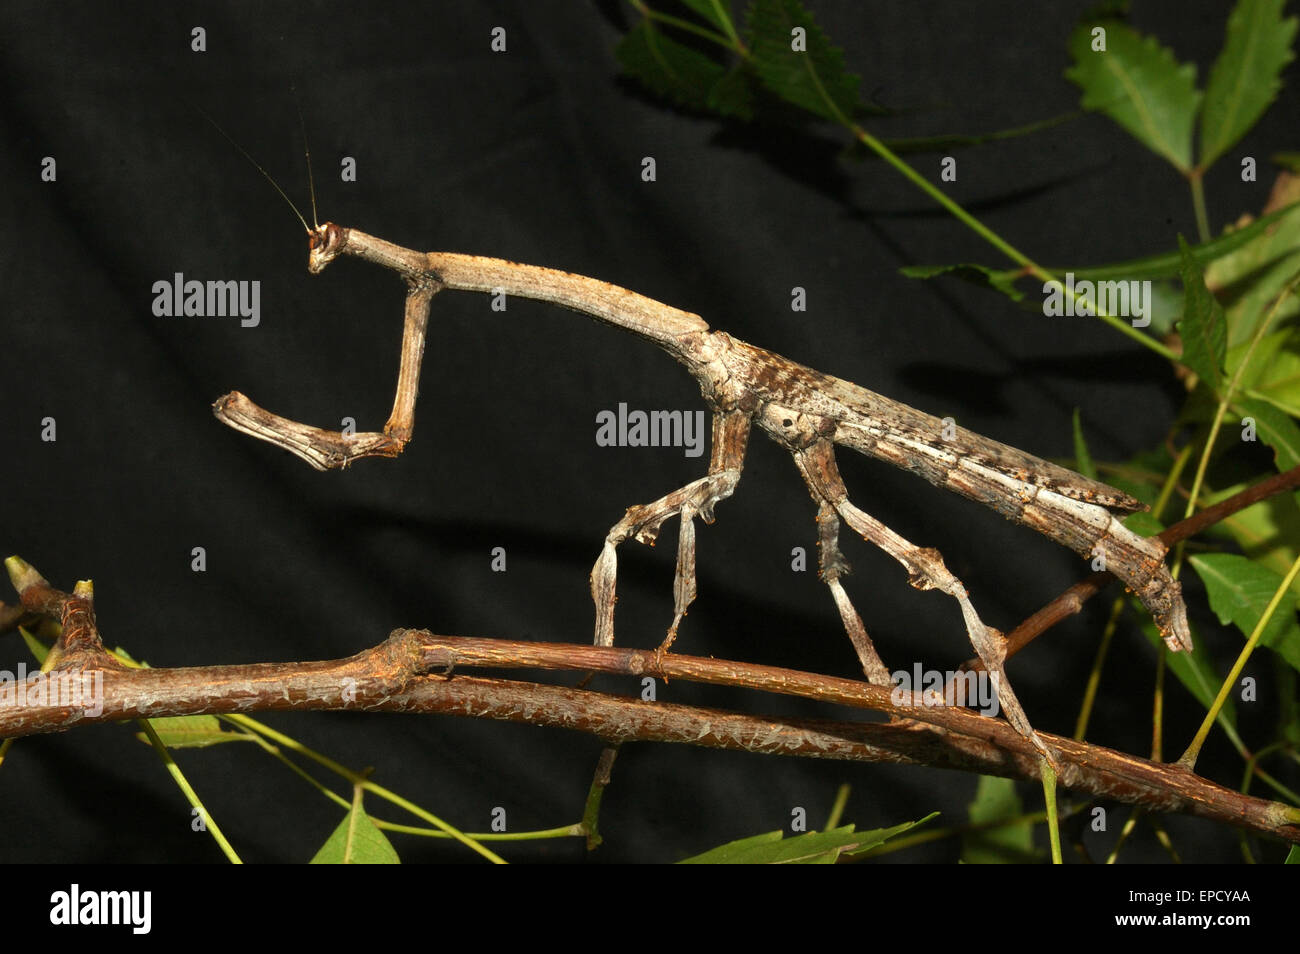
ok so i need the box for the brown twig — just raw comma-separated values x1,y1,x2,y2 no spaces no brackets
2,566,1297,844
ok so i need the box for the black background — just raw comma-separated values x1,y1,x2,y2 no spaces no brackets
2,1,1295,865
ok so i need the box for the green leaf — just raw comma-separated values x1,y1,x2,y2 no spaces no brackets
746,0,861,123
1199,0,1298,171
1122,510,1167,537
961,776,1039,864
1177,234,1228,389
1288,845,1300,863
1072,409,1099,480
1191,553,1300,672
679,826,860,864
842,812,940,856
680,813,937,863
19,626,48,665
1241,329,1300,418
1065,20,1201,172
706,64,758,120
310,801,401,864
899,263,1026,302
1205,182,1300,348
1208,476,1300,585
133,715,251,749
1046,201,1300,282
616,21,742,118
909,200,1300,318
1275,152,1300,174
1236,396,1300,470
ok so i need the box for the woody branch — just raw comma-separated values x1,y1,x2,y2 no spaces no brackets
2,559,1297,844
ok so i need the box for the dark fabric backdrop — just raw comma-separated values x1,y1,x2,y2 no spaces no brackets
1,1,1291,863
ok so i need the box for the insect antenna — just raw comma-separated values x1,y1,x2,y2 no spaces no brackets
291,86,320,230
194,103,311,235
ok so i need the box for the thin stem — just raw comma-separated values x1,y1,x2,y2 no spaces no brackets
223,713,505,864
856,806,1075,859
1190,171,1211,244
1151,644,1166,762
849,123,1178,361
825,783,851,830
1041,758,1062,864
218,714,583,842
1105,807,1143,864
1074,596,1125,740
1180,552,1300,769
138,718,242,864
580,746,619,851
629,0,734,48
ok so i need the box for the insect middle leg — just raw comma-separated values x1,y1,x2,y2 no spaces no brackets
793,438,1056,765
813,499,893,687
590,410,750,655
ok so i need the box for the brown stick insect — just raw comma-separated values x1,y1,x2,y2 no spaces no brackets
210,146,1191,767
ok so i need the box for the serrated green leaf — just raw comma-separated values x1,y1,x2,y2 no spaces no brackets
746,0,860,123
1191,553,1300,672
1177,234,1228,389
1136,611,1239,729
899,263,1026,302
1199,0,1298,171
961,776,1038,864
1066,20,1201,171
842,812,940,856
310,801,400,865
706,64,758,120
1236,396,1300,470
1072,408,1098,480
19,626,48,665
616,21,742,117
133,715,251,749
679,825,861,863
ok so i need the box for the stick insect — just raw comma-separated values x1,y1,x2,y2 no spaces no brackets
211,148,1191,766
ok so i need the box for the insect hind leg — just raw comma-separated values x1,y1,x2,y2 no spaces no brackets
793,439,1059,768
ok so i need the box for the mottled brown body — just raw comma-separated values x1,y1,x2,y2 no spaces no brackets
685,334,1188,654
214,223,1192,763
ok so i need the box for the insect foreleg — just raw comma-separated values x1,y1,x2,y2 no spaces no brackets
214,279,439,469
